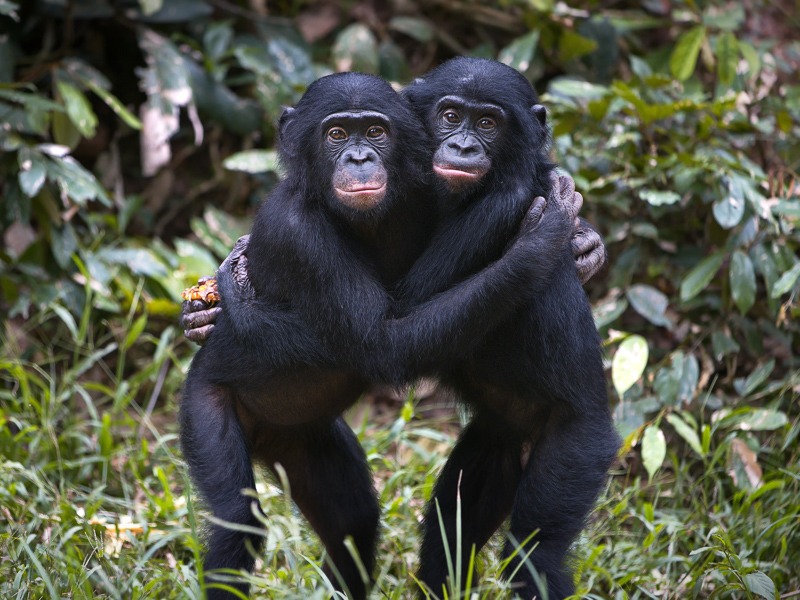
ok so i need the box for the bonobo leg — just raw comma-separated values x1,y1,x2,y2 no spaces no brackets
251,417,380,600
503,405,618,600
417,414,525,598
179,374,262,600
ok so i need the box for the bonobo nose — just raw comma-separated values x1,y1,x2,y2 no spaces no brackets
447,138,479,156
344,148,376,165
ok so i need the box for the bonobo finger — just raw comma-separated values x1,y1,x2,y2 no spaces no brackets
184,323,215,346
574,238,607,284
569,192,584,225
219,234,251,275
527,196,547,227
182,305,222,330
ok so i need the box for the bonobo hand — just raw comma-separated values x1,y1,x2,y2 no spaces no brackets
573,220,606,284
548,171,607,284
181,234,251,345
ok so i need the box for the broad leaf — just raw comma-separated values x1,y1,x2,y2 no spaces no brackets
612,335,648,397
680,252,725,302
666,413,703,457
641,425,666,480
716,32,738,86
730,250,756,314
499,30,540,73
626,284,672,328
670,26,706,81
771,262,800,298
56,80,98,138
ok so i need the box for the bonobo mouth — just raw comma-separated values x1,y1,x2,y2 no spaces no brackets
335,183,387,209
433,164,487,186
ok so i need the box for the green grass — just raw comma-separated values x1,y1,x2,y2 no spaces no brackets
1,326,798,600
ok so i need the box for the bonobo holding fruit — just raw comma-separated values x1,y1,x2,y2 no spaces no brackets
179,71,577,600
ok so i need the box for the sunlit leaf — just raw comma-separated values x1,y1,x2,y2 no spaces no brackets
332,24,379,74
56,80,98,138
612,335,648,397
771,262,800,298
666,413,703,457
639,189,680,206
223,150,280,174
641,425,666,480
670,26,706,81
499,30,540,73
743,572,775,599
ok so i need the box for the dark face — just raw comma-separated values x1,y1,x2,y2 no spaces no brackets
323,110,391,212
431,95,504,191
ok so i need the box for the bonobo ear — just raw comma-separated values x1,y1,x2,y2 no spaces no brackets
278,107,297,157
531,104,547,127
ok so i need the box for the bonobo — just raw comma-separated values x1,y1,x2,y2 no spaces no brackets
398,57,620,599
179,72,573,600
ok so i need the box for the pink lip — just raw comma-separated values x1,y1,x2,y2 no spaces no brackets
434,165,481,179
337,183,386,195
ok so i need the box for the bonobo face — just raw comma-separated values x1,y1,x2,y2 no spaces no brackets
323,110,391,212
432,95,504,191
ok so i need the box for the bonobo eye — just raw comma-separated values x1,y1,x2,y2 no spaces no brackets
327,127,348,141
366,125,386,139
443,110,460,124
477,117,496,130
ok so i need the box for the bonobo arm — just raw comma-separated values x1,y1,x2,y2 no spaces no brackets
378,194,571,383
180,173,605,346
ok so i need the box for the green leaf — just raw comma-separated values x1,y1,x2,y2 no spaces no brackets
558,29,598,63
743,571,775,599
51,303,79,341
680,252,725,302
332,24,379,74
741,359,775,396
641,425,666,480
737,408,787,432
498,30,540,73
639,189,681,206
666,413,703,457
729,250,756,314
124,314,148,350
222,150,279,174
47,156,110,205
711,330,740,360
17,149,47,197
626,284,672,328
670,26,706,81
716,32,738,86
771,262,800,298
712,176,746,229
388,16,436,43
56,80,98,138
612,335,648,397
547,78,607,100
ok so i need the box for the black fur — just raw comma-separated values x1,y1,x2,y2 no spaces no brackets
179,71,570,599
399,58,620,599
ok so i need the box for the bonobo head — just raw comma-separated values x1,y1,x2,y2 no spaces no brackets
404,58,551,196
278,72,429,219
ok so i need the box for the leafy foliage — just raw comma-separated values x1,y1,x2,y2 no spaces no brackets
1,0,798,597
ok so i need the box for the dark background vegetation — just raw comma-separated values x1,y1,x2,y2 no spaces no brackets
1,0,798,598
